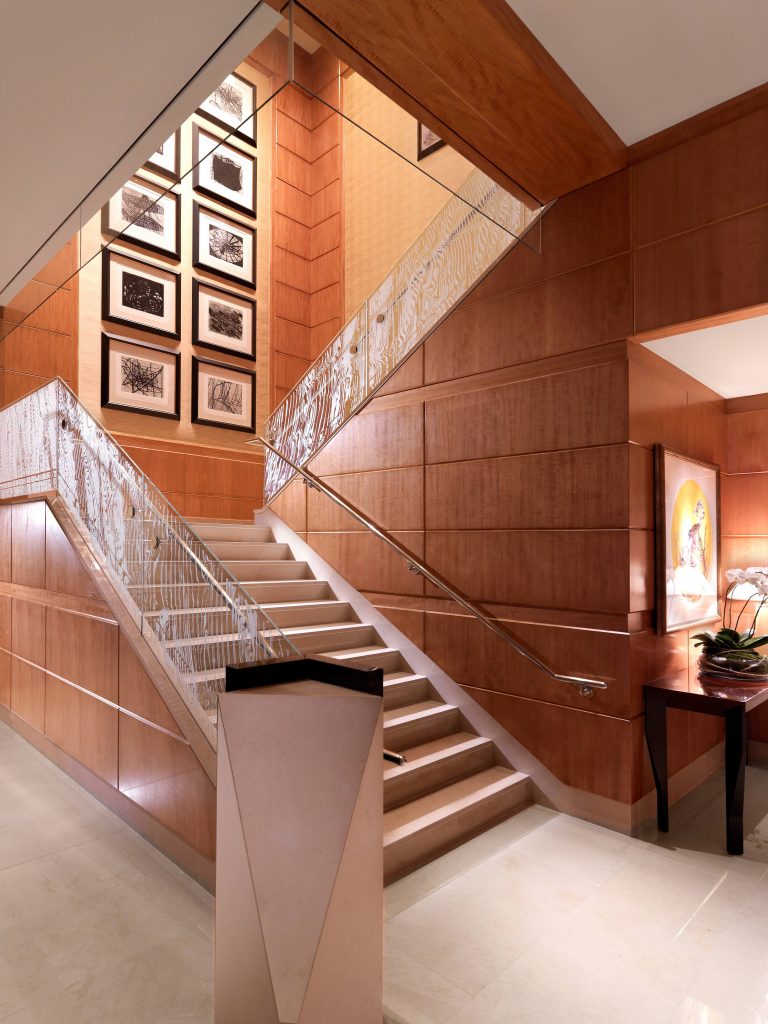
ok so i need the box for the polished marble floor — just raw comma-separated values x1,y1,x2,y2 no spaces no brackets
384,764,768,1024
0,721,213,1023
4,712,768,1024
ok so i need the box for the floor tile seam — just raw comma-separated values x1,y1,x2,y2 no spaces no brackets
385,812,560,919
391,883,591,1002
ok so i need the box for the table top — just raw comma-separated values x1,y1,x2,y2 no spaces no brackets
645,672,768,712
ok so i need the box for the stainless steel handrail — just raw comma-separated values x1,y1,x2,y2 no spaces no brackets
257,436,607,696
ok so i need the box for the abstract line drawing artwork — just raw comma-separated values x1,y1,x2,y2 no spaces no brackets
209,226,244,266
120,355,164,397
121,186,164,234
208,377,243,415
209,301,243,339
212,81,243,121
212,153,243,192
121,272,164,316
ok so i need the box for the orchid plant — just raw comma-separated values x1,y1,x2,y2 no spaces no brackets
693,567,768,669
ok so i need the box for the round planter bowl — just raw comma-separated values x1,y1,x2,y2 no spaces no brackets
698,651,768,685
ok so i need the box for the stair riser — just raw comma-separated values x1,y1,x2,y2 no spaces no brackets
384,678,430,710
327,650,403,673
384,708,459,750
243,580,331,602
165,639,245,674
384,742,495,812
206,542,292,561
226,561,310,581
287,626,375,654
263,603,354,628
194,526,273,543
384,780,532,884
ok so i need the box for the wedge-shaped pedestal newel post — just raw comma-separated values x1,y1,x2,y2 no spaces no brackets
216,678,383,1024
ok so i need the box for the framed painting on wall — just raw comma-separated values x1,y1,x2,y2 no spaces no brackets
192,124,256,217
101,333,180,420
193,202,256,288
197,72,256,147
192,356,255,433
655,445,720,635
102,249,181,340
102,176,181,260
417,122,445,160
144,130,180,181
192,279,255,360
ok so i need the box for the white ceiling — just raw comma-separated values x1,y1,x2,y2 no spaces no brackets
507,0,768,144
0,0,280,303
643,316,768,399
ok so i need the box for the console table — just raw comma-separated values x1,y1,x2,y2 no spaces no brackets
644,677,768,854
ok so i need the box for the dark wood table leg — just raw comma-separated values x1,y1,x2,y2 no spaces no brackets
645,689,669,832
724,706,747,855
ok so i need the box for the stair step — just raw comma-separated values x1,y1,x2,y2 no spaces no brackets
206,541,292,561
319,645,402,673
383,733,495,811
227,560,312,581
260,599,354,628
383,673,430,710
262,622,375,654
194,524,273,543
383,767,531,884
243,579,331,602
384,703,459,749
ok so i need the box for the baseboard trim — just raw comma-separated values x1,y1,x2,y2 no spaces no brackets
0,703,215,893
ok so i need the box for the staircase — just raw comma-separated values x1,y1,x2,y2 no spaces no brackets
192,517,532,883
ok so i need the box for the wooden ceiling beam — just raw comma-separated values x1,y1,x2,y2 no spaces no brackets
273,0,626,203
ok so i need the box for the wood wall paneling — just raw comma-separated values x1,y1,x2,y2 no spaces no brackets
424,360,628,465
306,530,425,596
0,507,11,582
632,107,768,248
118,714,216,860
11,599,46,731
45,505,100,599
310,403,425,475
424,255,633,384
307,466,424,532
633,206,768,336
11,502,46,589
425,529,638,613
425,446,630,531
425,608,631,718
0,594,10,707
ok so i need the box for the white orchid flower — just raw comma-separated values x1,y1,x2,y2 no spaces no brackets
757,579,768,596
726,568,748,583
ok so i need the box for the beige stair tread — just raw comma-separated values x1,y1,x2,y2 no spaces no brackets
383,700,446,725
261,599,349,612
320,645,398,660
384,672,428,684
263,622,369,638
397,731,487,764
384,767,529,842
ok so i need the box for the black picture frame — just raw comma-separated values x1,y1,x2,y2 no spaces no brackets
102,249,181,340
417,122,446,160
102,176,181,261
654,444,721,636
101,333,181,421
144,129,181,182
192,123,256,218
192,278,256,360
192,355,256,433
196,71,257,148
192,202,256,289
